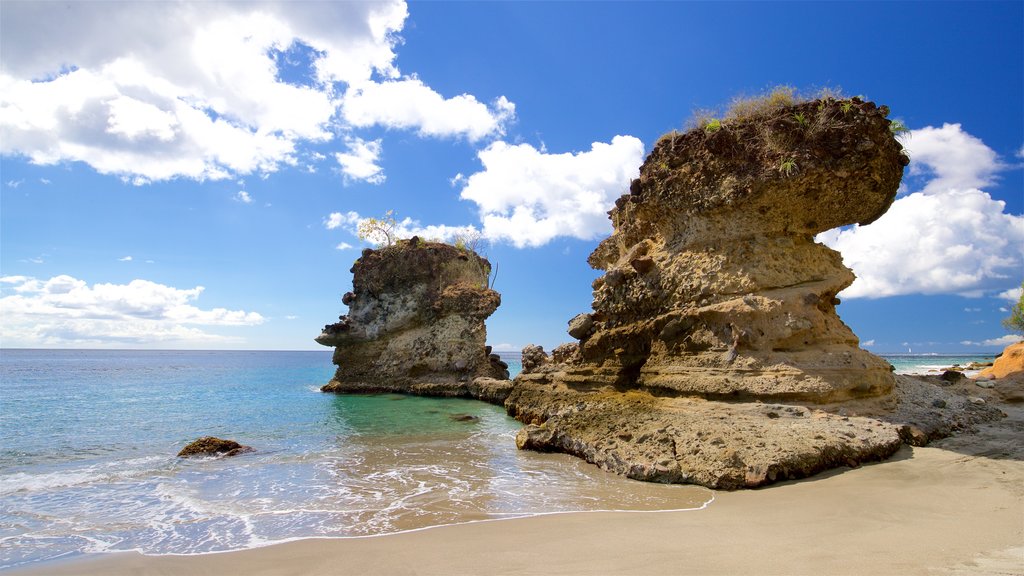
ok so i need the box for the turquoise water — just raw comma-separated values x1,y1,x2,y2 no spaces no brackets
0,349,995,569
882,354,996,375
0,350,703,570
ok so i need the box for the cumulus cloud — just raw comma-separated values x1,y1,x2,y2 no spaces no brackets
389,219,479,244
118,255,133,262
235,190,253,203
0,1,514,183
335,137,385,184
903,124,1003,194
818,124,1024,299
342,79,515,141
324,211,361,230
335,242,354,250
861,339,875,347
323,210,478,245
457,136,645,247
998,287,1022,301
0,274,263,346
961,335,1023,347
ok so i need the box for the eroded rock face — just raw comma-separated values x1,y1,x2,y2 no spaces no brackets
504,98,1007,488
318,239,510,399
564,98,906,402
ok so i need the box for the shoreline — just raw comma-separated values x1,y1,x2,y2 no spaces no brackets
13,405,1023,576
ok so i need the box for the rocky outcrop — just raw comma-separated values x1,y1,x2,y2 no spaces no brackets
318,239,510,401
506,97,1003,488
978,341,1024,380
178,437,253,457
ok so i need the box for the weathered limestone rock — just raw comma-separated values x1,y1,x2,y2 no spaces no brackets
506,97,1002,488
178,436,253,458
317,239,511,401
571,98,904,401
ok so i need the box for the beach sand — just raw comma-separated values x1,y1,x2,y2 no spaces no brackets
14,404,1023,576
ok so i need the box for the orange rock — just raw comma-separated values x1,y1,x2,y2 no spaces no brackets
979,341,1024,379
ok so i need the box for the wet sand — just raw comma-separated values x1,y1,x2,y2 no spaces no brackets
14,404,1024,576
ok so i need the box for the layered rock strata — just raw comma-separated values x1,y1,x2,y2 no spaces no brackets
507,98,1002,488
318,239,510,400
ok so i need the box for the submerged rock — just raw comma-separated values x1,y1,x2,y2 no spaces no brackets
178,436,253,458
317,240,511,402
506,97,1002,488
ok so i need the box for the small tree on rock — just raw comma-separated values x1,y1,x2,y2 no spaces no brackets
358,210,398,247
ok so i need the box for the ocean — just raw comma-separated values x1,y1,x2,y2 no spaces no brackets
0,349,712,570
0,349,997,570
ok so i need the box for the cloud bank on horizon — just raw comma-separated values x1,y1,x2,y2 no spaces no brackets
0,275,263,346
1,1,1021,349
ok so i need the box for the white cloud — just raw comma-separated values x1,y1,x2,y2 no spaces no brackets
961,335,1023,347
391,218,479,243
964,307,981,313
335,242,354,250
903,124,1002,195
324,210,478,245
861,339,875,347
335,137,385,184
118,255,133,262
39,178,50,184
457,136,645,248
489,343,521,353
325,211,361,230
6,179,24,188
235,190,253,203
0,2,510,184
342,79,514,141
0,274,263,347
998,287,1022,302
285,315,298,320
818,124,1024,299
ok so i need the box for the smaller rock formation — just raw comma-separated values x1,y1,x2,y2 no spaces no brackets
178,437,253,457
978,341,1024,381
318,239,511,401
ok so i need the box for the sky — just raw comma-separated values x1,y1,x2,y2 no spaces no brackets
1,1,1022,354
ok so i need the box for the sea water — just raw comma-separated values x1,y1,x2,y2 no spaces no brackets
0,350,996,569
884,354,996,375
0,350,711,570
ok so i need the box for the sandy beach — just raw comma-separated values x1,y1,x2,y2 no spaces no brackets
14,401,1022,576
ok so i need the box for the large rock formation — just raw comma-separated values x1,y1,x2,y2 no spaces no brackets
318,238,511,399
507,97,1001,488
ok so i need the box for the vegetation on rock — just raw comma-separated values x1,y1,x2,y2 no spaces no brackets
1003,281,1024,334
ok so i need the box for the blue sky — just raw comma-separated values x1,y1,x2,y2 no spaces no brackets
1,1,1021,354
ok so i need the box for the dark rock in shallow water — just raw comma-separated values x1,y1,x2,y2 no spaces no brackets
449,414,480,423
178,436,253,457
